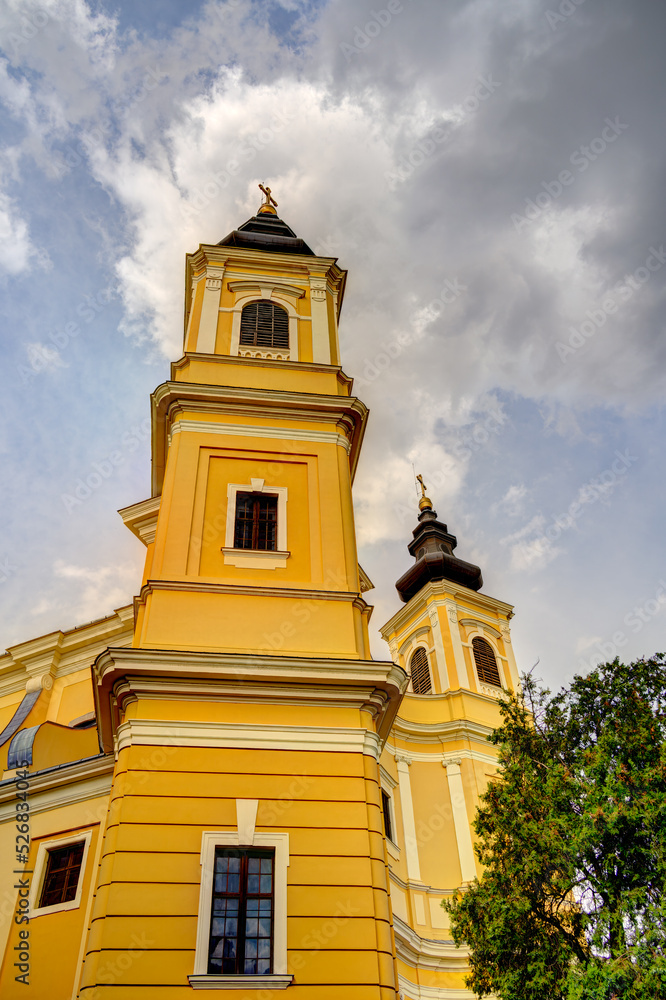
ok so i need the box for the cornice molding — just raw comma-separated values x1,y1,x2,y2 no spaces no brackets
92,647,407,754
393,915,470,971
133,578,372,610
0,606,134,696
118,495,161,546
383,744,498,766
150,381,368,495
116,719,382,760
171,353,353,394
0,754,113,820
380,582,514,639
168,417,351,455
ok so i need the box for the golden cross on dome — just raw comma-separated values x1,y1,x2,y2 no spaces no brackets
258,183,278,213
416,473,433,512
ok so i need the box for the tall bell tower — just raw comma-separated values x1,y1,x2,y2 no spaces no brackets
377,480,520,999
80,189,406,998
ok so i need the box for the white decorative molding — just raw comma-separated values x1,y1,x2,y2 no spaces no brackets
395,757,422,882
224,483,288,554
383,744,498,767
169,419,351,454
221,548,290,570
227,279,305,300
0,758,114,822
443,760,477,883
189,974,293,990
393,915,471,972
197,267,225,354
236,798,259,845
427,608,450,691
309,276,330,363
459,618,501,639
118,495,161,547
116,719,383,759
239,348,289,361
398,975,475,999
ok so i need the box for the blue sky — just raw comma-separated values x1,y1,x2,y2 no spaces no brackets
1,0,665,691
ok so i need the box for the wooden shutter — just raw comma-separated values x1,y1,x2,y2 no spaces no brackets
472,636,501,687
409,647,432,694
239,302,289,349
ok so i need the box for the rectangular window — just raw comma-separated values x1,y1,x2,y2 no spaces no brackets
233,493,278,551
208,848,274,976
381,790,393,843
39,841,85,908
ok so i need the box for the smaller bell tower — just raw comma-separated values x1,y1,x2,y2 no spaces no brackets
377,479,520,999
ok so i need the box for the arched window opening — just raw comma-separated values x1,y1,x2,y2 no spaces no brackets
240,301,289,349
472,636,502,687
409,647,432,695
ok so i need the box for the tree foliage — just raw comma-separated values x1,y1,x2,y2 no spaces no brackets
444,655,666,1000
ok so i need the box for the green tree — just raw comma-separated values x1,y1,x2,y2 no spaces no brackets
444,655,666,1000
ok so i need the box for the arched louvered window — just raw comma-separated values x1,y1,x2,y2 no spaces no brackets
240,301,289,349
409,647,432,695
472,636,502,687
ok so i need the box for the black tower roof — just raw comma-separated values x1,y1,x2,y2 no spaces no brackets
218,211,315,256
395,501,483,603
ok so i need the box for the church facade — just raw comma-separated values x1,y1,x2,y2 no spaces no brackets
0,191,520,999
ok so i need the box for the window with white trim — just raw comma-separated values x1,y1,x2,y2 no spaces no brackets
29,830,93,918
222,481,289,569
239,302,289,351
190,831,291,991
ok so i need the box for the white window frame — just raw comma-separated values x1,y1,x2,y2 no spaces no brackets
222,480,289,569
378,770,400,859
29,829,93,918
189,830,291,991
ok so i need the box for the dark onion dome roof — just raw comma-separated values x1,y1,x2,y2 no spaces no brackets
217,211,315,256
395,503,483,603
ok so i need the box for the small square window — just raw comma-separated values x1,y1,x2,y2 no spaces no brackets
29,830,92,918
39,842,85,908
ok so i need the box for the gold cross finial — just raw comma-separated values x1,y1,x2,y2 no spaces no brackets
258,183,278,215
416,473,433,512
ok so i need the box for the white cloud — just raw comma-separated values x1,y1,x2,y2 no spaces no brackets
53,560,137,622
0,189,35,274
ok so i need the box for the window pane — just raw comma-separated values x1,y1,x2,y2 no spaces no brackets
209,847,274,976
39,841,85,909
233,493,278,552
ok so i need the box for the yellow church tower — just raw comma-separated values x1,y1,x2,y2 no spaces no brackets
377,480,520,998
0,188,519,1000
